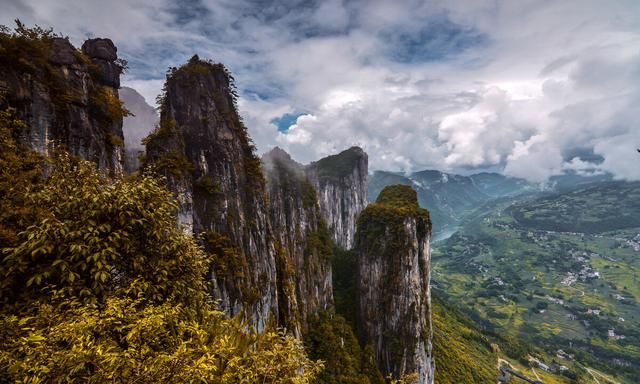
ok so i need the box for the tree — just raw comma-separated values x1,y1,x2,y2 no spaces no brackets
0,151,322,383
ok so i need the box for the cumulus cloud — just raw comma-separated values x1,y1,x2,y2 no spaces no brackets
2,0,640,181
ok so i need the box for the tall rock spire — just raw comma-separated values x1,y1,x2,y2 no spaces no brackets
144,56,277,331
355,185,434,384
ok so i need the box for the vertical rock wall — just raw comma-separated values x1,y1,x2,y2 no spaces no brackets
306,146,368,249
355,185,434,384
144,56,277,331
263,147,333,336
0,34,125,174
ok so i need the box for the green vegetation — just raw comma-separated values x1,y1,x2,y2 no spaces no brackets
332,247,359,326
0,21,59,76
375,184,421,208
146,55,265,195
306,222,334,262
509,182,640,233
431,294,497,384
433,183,640,383
0,106,44,249
0,21,129,141
0,110,322,383
305,311,385,384
201,231,248,282
310,248,393,384
142,118,193,179
311,147,363,182
357,185,431,250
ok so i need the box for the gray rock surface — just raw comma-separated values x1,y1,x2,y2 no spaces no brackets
355,186,434,384
306,146,368,249
0,36,125,175
263,147,333,336
144,57,277,332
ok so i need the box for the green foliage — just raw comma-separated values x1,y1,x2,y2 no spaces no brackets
375,185,419,209
305,311,384,384
88,85,130,134
149,149,194,179
142,118,179,145
306,221,334,262
194,175,222,195
311,147,363,182
0,297,322,383
508,181,640,234
0,107,44,248
1,153,209,309
0,149,323,383
0,20,58,75
1,21,128,162
148,56,266,197
431,294,497,384
332,247,359,326
356,185,431,255
201,230,248,282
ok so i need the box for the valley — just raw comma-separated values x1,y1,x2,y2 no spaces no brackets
430,182,640,383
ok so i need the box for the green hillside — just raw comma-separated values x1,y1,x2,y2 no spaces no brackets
432,294,497,384
509,182,640,233
433,182,640,383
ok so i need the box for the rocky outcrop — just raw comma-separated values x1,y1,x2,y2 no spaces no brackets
119,87,158,172
306,147,368,249
143,56,277,331
355,185,434,384
263,147,333,336
0,33,125,174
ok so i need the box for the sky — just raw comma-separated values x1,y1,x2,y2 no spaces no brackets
2,0,640,182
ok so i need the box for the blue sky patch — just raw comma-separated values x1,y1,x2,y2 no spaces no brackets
271,113,306,133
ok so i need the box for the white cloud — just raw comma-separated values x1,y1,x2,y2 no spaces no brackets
3,0,640,181
121,79,165,107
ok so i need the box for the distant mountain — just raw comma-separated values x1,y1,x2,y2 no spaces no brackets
369,170,534,235
548,170,614,192
469,172,535,197
509,181,640,234
119,86,158,172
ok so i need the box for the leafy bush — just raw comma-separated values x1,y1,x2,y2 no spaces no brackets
0,298,322,383
0,106,44,249
0,139,322,382
305,311,384,384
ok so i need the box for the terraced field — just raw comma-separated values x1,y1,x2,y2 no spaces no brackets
433,182,640,383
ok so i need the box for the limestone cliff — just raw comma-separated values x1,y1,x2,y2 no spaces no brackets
0,29,126,174
355,185,434,384
306,147,368,249
263,147,333,336
143,56,277,331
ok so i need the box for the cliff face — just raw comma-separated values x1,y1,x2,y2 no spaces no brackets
263,147,333,336
306,147,368,249
144,56,277,331
0,32,125,174
119,86,158,172
355,185,434,384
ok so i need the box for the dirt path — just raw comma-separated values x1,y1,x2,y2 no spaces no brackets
577,364,621,384
585,368,601,384
531,367,542,382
